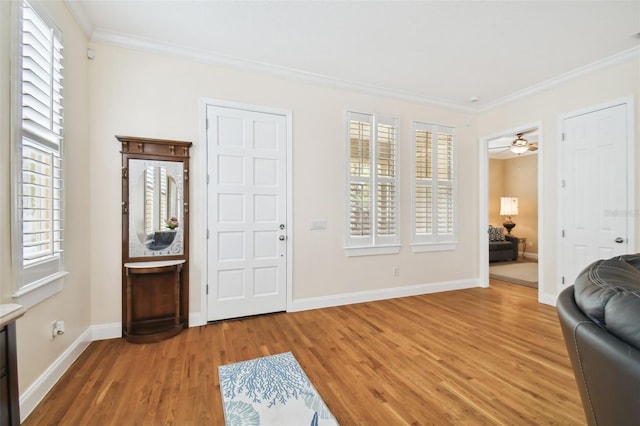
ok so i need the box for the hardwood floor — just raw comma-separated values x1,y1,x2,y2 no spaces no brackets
23,280,586,425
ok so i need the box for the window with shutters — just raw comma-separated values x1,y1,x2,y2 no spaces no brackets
11,0,67,303
345,112,400,256
412,122,457,251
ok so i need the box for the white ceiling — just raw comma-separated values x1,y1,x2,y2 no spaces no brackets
68,1,640,111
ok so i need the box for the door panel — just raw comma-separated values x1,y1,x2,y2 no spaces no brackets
207,105,287,321
561,103,628,288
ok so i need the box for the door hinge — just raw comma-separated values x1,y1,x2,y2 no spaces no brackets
206,118,209,130
562,132,565,141
206,174,210,184
206,229,209,239
562,179,565,188
562,276,565,285
562,229,565,238
206,284,209,295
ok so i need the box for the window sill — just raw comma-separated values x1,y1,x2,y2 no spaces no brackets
411,242,457,253
344,245,401,257
12,271,68,309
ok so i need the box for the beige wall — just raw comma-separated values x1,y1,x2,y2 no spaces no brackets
489,156,539,254
479,58,640,300
0,0,91,394
1,0,638,413
88,43,480,325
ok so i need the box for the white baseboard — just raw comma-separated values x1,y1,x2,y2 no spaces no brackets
290,278,481,312
189,311,205,327
20,327,92,422
539,292,557,306
91,322,122,341
91,315,205,337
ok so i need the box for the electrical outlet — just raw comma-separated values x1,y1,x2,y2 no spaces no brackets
393,267,400,277
51,320,65,338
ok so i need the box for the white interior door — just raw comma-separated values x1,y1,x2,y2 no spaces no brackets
560,102,629,288
207,105,288,321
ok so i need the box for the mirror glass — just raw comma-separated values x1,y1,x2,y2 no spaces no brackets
129,159,184,257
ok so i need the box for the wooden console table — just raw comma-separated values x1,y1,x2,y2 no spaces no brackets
1,304,25,425
124,260,185,344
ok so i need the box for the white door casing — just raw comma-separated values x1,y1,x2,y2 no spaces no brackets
206,104,289,321
559,101,632,289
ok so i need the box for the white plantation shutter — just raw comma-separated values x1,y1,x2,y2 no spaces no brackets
413,122,456,247
348,113,372,240
21,2,63,151
375,117,397,240
346,112,399,251
144,167,155,236
436,132,454,236
415,129,432,234
15,0,65,288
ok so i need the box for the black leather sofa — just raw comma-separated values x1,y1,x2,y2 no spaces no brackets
488,234,518,262
556,254,640,426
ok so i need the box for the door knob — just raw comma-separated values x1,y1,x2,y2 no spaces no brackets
615,237,625,243
279,235,286,241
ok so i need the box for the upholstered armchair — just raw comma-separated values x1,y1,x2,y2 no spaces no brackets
557,255,640,426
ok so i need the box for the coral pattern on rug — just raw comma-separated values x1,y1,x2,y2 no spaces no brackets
219,352,338,426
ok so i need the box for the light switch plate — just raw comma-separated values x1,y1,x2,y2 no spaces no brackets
310,220,327,230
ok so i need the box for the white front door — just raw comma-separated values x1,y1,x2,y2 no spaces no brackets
206,105,288,321
560,102,630,288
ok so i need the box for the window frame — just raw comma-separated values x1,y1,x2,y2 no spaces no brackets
11,0,67,308
411,121,457,252
345,111,401,257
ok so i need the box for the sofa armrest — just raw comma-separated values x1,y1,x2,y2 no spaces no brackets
504,235,519,258
504,235,518,243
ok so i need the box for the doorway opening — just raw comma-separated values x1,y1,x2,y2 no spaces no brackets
479,124,544,302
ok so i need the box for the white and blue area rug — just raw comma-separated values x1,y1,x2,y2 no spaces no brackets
219,352,338,426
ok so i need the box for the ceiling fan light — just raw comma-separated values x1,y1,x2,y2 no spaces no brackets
510,134,529,154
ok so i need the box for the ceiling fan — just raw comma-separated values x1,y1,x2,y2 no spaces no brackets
488,130,538,155
510,133,536,154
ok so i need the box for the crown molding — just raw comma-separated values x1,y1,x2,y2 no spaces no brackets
480,46,640,113
63,0,93,38
90,29,476,113
83,25,638,115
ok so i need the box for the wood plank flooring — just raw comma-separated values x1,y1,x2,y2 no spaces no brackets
22,280,586,425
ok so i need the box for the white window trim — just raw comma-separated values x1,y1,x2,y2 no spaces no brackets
12,272,67,309
10,0,67,308
345,244,401,257
345,111,400,257
411,121,457,252
411,242,458,253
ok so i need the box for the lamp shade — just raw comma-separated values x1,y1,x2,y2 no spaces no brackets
500,197,519,216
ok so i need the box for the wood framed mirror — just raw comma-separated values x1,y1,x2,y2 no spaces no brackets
128,158,184,257
117,135,192,343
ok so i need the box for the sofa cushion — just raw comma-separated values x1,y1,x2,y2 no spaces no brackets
488,241,514,251
488,225,505,241
573,254,640,351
